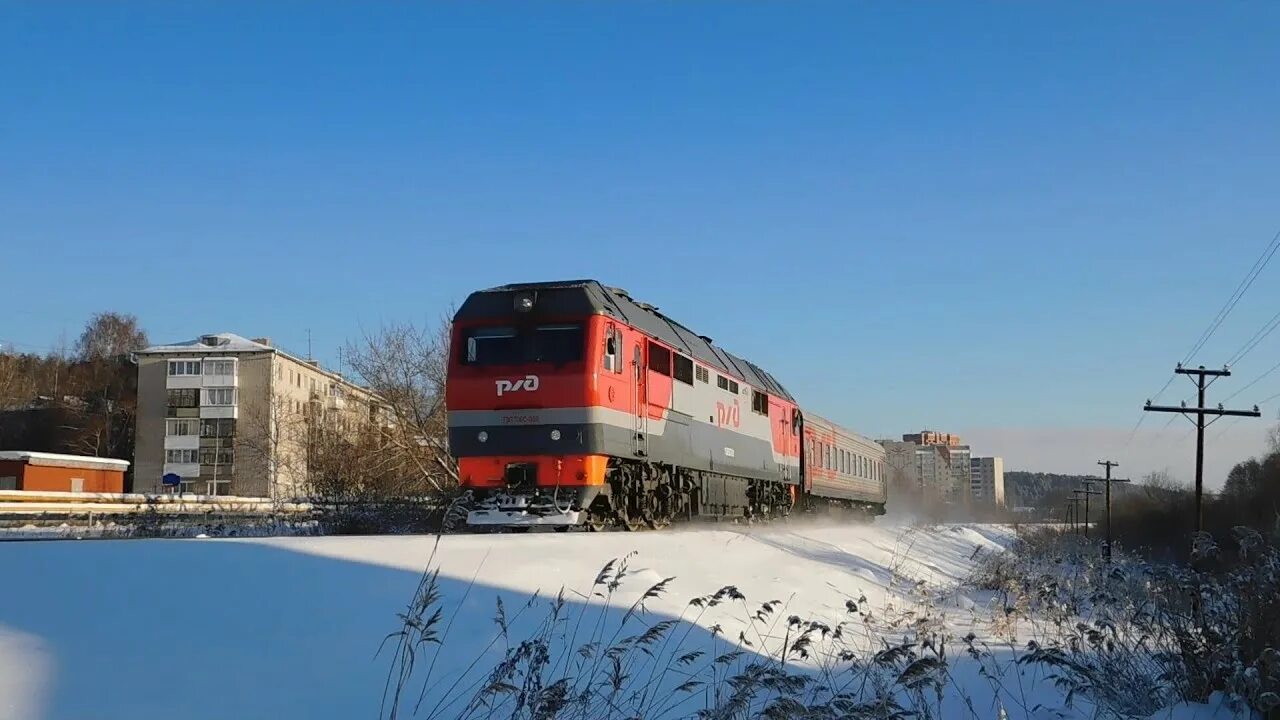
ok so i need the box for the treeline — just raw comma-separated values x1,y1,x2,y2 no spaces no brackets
0,313,147,485
1003,470,1141,515
1108,442,1280,560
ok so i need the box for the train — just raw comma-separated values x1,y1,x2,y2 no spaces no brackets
446,280,887,530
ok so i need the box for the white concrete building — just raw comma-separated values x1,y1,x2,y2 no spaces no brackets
970,456,1005,506
134,333,382,497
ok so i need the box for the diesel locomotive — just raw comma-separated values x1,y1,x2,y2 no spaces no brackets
446,280,887,530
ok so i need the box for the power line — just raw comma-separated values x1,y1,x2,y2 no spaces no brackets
1129,229,1278,445
1222,357,1280,404
1210,388,1280,442
1183,228,1280,366
1224,308,1280,368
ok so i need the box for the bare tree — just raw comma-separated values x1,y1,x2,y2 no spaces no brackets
241,395,311,502
342,315,457,496
76,312,148,361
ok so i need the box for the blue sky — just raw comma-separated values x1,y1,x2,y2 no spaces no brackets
3,2,1278,482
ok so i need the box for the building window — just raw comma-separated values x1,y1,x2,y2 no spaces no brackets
167,388,199,408
199,448,234,465
168,359,201,376
200,418,236,438
204,388,235,406
204,359,234,375
695,365,709,384
751,390,768,415
166,449,198,464
166,419,199,436
673,354,694,385
648,342,671,376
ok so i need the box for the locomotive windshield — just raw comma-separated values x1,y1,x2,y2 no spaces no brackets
462,323,584,365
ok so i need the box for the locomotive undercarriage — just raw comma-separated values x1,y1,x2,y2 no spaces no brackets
463,457,798,532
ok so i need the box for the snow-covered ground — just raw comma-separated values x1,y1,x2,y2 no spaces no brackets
0,522,1242,719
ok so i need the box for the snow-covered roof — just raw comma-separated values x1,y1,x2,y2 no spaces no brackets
139,333,274,354
0,451,131,470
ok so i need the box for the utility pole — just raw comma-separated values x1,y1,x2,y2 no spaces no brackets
1097,461,1130,563
1073,486,1101,539
1144,364,1261,532
1066,496,1083,535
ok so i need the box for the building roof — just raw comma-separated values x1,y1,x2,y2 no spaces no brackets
139,333,380,399
139,333,273,354
0,451,130,470
466,280,795,401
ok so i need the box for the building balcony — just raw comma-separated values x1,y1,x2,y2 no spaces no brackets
199,405,238,419
164,435,200,451
163,462,200,478
202,372,238,388
166,375,203,390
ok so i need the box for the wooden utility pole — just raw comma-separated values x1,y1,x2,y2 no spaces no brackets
1066,496,1083,535
1097,460,1130,563
1074,485,1101,539
1143,364,1261,532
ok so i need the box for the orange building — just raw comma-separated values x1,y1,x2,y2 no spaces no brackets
0,451,130,493
902,430,962,447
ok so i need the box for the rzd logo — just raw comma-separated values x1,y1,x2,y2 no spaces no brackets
495,375,540,396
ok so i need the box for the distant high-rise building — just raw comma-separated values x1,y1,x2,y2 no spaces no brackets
879,441,922,495
970,457,1005,506
946,445,972,500
915,444,954,496
902,430,962,447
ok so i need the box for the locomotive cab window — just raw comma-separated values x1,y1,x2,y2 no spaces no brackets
463,327,519,365
673,354,694,384
533,324,584,364
464,324,584,365
603,327,622,373
648,341,672,376
751,389,768,415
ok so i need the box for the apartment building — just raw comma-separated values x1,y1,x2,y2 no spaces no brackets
879,441,921,495
970,456,1006,506
134,333,382,498
945,445,973,502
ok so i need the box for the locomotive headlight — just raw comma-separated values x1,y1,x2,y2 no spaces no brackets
514,291,535,312
550,429,561,441
477,431,488,443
